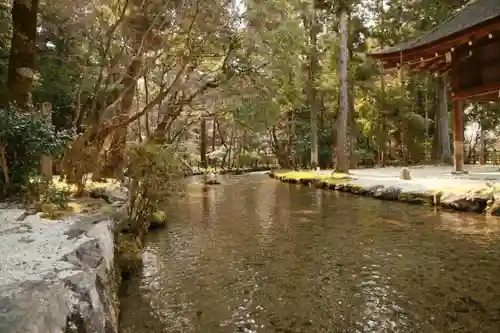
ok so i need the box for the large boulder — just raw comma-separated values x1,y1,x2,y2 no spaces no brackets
0,208,120,333
440,188,492,213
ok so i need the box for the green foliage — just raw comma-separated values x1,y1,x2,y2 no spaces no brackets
40,184,73,209
0,107,74,196
122,143,184,232
116,235,142,279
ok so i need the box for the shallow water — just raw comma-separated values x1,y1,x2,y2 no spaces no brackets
120,174,500,333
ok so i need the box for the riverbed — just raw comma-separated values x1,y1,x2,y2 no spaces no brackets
120,173,500,333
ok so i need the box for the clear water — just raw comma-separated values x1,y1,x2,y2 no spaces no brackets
120,173,500,333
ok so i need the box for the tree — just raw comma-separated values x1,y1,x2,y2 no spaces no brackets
6,0,39,108
336,6,349,173
436,75,452,164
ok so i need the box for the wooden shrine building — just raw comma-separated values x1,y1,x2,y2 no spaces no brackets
368,0,500,173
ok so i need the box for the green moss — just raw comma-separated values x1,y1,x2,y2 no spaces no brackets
39,203,66,220
148,210,168,229
116,235,142,279
275,171,350,181
38,202,85,220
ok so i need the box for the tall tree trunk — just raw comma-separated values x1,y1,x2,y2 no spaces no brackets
211,118,217,152
200,118,207,169
431,82,440,160
336,8,349,173
287,110,297,169
348,52,357,169
479,104,485,165
7,0,39,108
307,1,319,168
377,73,386,166
437,75,452,164
99,57,142,177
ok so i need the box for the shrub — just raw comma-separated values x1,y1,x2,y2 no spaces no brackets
40,184,73,209
121,143,183,234
0,107,73,197
116,235,142,279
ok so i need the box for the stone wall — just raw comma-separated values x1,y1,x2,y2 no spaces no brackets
0,207,122,333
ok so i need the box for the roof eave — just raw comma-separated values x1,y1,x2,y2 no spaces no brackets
368,16,500,62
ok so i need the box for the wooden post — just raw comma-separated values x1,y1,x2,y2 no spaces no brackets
452,99,467,174
40,102,53,183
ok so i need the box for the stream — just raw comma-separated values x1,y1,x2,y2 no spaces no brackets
120,173,500,333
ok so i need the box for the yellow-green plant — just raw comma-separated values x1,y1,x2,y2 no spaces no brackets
121,143,183,234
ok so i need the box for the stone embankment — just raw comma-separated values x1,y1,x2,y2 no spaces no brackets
0,185,165,333
0,203,121,333
188,165,277,176
269,169,500,214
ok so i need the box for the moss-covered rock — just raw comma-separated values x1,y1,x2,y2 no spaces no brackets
148,211,168,229
312,180,326,189
398,191,433,205
116,235,142,279
440,191,488,213
489,202,500,216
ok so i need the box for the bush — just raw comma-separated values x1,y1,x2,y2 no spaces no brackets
40,184,73,209
121,143,183,234
116,235,142,279
0,107,73,197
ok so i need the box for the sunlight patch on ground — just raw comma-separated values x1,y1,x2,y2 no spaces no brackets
275,170,350,181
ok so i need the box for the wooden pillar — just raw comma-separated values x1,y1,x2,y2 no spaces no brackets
452,99,466,173
40,102,53,183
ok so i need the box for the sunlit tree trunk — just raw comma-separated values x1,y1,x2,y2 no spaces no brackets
200,118,207,169
7,0,39,108
211,118,217,152
479,104,485,165
306,0,319,168
336,7,349,173
437,75,452,164
100,57,142,177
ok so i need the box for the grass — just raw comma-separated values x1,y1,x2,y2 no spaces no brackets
274,170,351,181
52,175,120,193
36,175,120,220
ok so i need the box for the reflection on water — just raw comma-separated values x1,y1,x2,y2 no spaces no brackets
120,174,500,333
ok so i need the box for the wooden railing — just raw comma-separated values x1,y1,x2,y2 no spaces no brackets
465,148,500,165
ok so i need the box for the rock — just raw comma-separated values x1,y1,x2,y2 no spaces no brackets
299,178,312,185
312,180,326,189
116,235,142,279
373,186,401,200
399,167,411,180
0,209,120,333
90,187,112,203
148,211,168,229
204,179,220,185
398,191,433,205
366,185,385,196
440,190,490,213
489,202,500,216
348,185,368,195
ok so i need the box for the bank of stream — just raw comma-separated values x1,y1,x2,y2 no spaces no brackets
120,173,500,333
